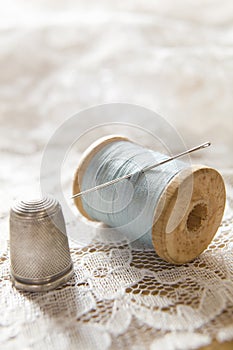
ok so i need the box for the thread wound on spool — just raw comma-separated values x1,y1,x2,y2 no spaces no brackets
73,135,226,264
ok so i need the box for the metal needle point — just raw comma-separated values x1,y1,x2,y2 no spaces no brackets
71,141,211,199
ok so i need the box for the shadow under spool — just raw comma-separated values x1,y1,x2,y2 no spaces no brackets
73,135,226,264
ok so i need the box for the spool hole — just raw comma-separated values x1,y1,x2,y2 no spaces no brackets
187,203,208,232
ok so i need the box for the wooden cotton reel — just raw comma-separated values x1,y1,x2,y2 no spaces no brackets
73,136,226,264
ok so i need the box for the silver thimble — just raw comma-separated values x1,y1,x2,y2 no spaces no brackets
10,197,73,292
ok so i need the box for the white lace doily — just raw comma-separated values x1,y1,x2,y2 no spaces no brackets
1,1,233,348
1,172,233,350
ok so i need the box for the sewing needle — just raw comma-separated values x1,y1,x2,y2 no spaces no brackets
71,141,211,199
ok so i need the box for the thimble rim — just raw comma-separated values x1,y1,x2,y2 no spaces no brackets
11,263,74,292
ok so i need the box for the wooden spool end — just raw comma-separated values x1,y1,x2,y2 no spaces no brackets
73,135,226,264
152,165,226,264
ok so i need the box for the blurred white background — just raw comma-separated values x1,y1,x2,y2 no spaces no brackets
0,0,233,212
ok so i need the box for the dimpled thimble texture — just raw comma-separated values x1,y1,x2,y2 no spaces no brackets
10,197,73,292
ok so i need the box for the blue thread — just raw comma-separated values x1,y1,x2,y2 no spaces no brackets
81,140,189,245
